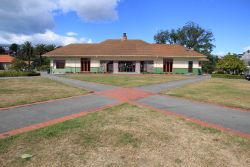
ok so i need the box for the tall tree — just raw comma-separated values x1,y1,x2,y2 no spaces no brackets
154,22,215,55
9,43,19,57
22,41,33,70
35,44,47,66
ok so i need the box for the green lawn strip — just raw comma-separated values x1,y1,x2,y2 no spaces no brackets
65,74,189,87
0,77,89,108
162,78,250,110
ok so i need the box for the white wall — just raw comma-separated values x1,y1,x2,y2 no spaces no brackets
153,58,163,68
49,57,202,70
50,57,81,69
66,58,81,67
173,58,201,69
90,58,100,67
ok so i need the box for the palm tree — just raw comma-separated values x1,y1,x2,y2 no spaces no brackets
35,44,46,66
22,41,33,70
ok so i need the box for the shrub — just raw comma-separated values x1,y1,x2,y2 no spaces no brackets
0,71,40,77
9,59,28,71
37,65,49,71
211,73,245,79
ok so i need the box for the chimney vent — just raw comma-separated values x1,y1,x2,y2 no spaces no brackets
122,33,127,41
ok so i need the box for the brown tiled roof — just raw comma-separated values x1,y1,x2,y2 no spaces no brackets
43,39,206,58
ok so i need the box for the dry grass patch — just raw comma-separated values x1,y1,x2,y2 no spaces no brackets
0,103,249,167
0,77,89,108
163,78,250,110
66,74,189,87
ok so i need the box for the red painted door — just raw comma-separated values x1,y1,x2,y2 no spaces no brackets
81,59,90,72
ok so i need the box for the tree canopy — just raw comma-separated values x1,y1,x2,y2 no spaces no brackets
154,22,215,55
216,53,247,74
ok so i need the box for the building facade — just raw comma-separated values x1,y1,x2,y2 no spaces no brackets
45,33,207,75
0,55,14,70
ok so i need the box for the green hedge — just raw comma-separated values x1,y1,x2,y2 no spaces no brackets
211,73,245,79
0,71,40,77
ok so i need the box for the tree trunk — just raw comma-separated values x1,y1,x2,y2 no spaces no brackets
40,54,42,66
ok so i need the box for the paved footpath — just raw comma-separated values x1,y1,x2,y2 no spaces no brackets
136,95,250,134
45,74,118,92
137,75,210,93
0,94,118,134
0,74,250,139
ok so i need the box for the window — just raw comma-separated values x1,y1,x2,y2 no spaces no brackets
199,61,202,67
54,60,65,69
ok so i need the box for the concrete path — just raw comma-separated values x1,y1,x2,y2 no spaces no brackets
0,94,118,133
1,74,250,138
136,75,210,93
136,95,250,134
44,74,118,92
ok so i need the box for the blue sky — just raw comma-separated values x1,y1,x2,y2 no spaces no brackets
0,0,249,55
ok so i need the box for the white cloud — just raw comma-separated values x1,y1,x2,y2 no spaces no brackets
243,46,250,52
215,51,227,57
66,32,78,36
0,0,57,34
59,0,120,22
0,30,92,46
0,0,121,45
0,0,121,34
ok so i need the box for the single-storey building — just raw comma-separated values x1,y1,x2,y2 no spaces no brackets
44,33,207,74
0,55,15,70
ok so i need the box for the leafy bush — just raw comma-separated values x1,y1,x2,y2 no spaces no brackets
37,65,49,71
211,73,245,79
0,71,40,77
9,59,28,71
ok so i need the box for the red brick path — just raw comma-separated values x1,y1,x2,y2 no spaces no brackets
96,88,155,102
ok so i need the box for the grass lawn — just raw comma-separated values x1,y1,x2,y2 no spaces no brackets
0,77,89,108
0,103,249,166
66,74,189,87
162,78,250,110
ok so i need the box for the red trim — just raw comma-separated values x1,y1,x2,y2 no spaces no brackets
130,101,250,139
81,59,90,72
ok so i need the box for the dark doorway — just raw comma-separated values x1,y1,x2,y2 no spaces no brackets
107,61,113,73
118,61,136,72
163,59,173,73
188,61,193,73
140,61,144,72
81,58,90,72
